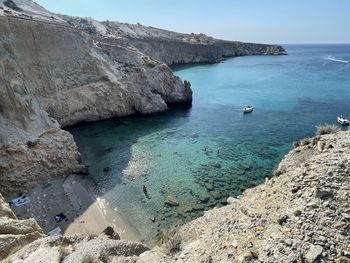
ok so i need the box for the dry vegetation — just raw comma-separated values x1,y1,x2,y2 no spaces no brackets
294,124,340,148
316,124,339,136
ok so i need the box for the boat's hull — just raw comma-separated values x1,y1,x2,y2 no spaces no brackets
337,118,349,125
243,107,253,113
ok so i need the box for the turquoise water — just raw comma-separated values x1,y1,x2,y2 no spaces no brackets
68,44,350,242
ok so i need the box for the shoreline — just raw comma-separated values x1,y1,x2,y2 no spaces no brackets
63,175,142,242
9,174,142,242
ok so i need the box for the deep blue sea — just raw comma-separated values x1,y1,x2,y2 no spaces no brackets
68,44,350,242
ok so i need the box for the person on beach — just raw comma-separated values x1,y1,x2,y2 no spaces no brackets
143,185,148,195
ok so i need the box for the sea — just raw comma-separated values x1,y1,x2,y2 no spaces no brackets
68,44,350,242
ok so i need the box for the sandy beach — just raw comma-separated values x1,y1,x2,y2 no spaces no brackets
63,175,142,241
9,175,141,242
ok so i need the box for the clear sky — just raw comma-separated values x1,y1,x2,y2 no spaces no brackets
35,0,350,44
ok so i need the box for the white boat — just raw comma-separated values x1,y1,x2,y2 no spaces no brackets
337,115,349,125
243,105,253,113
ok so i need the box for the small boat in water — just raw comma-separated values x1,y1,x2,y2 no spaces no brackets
243,105,253,113
337,115,349,125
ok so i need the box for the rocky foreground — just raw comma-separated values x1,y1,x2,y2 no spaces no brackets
141,130,350,263
1,129,349,262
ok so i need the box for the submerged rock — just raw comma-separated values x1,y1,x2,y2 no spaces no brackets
198,194,210,203
209,191,222,200
143,130,350,262
204,183,214,191
164,196,179,206
180,206,194,213
192,204,205,211
211,163,222,169
103,167,112,172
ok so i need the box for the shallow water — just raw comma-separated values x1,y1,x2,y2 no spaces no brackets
68,44,350,242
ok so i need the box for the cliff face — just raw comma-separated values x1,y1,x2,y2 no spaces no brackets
99,21,286,66
0,16,192,127
0,17,84,197
127,39,286,66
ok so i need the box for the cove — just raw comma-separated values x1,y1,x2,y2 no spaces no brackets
68,44,350,243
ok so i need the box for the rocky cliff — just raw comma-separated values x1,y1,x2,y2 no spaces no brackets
0,15,192,127
106,37,286,66
0,0,285,197
67,19,286,66
0,14,85,197
0,193,44,261
0,0,192,196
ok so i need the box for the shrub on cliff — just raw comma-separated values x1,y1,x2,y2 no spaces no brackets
293,137,315,148
3,0,22,11
316,124,339,136
143,56,157,68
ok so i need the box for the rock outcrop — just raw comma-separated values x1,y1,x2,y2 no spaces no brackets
0,15,192,127
3,234,149,263
0,194,44,261
66,19,286,66
0,127,85,197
